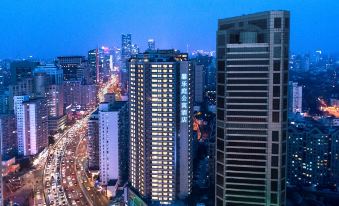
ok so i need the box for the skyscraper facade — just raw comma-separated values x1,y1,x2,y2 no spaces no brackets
216,11,290,206
128,50,194,205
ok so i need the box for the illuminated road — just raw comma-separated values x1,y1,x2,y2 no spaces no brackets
41,74,118,206
319,97,339,117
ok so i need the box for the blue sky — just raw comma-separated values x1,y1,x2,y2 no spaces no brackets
0,0,338,58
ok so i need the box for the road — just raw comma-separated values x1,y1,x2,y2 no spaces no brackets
41,75,118,206
75,138,109,206
43,118,91,206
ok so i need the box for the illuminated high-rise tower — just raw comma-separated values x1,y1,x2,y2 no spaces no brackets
216,11,290,206
121,34,132,61
128,50,194,205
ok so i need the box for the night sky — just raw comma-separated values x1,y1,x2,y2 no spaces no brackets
1,0,338,59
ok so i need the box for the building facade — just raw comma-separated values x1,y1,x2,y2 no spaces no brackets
0,114,17,160
288,81,302,113
87,109,99,171
22,98,49,155
99,101,126,185
216,11,290,206
193,63,205,104
57,56,86,81
128,50,194,205
14,95,30,156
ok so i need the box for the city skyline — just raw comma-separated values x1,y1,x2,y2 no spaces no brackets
0,2,339,205
0,0,338,59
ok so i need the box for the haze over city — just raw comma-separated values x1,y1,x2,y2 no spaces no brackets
0,0,338,58
0,1,339,206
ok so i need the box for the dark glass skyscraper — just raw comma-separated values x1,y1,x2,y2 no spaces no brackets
216,11,290,206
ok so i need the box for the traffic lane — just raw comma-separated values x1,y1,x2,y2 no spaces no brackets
63,135,90,205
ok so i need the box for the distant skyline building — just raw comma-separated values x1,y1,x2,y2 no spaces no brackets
88,47,112,84
33,64,64,85
0,114,17,161
88,48,100,84
216,11,290,206
128,50,194,205
0,91,10,114
87,109,99,171
47,84,65,133
8,78,33,111
10,60,40,84
121,34,132,61
63,80,81,110
32,64,65,133
148,39,155,50
57,56,86,81
193,63,205,104
288,81,302,113
80,84,97,110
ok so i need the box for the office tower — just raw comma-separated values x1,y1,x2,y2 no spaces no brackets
194,64,205,104
80,84,97,110
47,85,65,133
10,60,40,84
88,48,99,83
57,56,86,81
121,34,132,61
22,98,48,155
288,82,302,113
148,39,155,50
46,84,64,118
87,109,99,171
14,95,29,156
33,64,65,132
63,80,82,110
0,114,17,160
8,78,34,111
128,50,194,205
98,101,127,186
216,11,290,206
88,47,112,84
63,80,97,112
33,64,64,85
33,72,48,97
193,54,215,93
